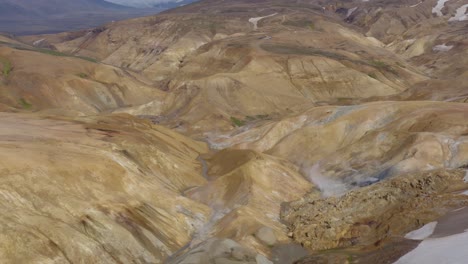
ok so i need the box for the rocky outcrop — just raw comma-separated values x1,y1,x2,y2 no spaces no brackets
281,169,468,251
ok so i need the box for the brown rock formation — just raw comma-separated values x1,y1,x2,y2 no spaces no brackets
281,169,468,251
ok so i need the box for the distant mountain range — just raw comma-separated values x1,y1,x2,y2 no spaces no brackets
0,0,128,18
104,0,197,8
0,0,195,35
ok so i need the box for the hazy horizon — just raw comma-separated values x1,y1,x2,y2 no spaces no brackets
104,0,186,7
0,0,179,35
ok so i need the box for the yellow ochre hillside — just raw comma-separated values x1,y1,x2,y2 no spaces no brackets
1,0,468,263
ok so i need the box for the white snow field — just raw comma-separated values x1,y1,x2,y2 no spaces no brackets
432,0,449,16
449,4,468,21
404,222,438,240
249,13,277,30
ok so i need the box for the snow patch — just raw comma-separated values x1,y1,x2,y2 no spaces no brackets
461,190,468,196
410,2,422,8
346,7,358,18
432,44,453,52
449,4,468,21
452,207,466,212
395,231,468,264
432,0,449,16
404,222,438,240
464,170,468,183
249,13,277,30
33,39,45,46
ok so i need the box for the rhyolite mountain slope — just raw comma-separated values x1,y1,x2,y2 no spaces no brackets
17,0,467,135
1,0,468,263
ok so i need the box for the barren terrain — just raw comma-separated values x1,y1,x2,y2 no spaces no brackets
1,0,468,263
